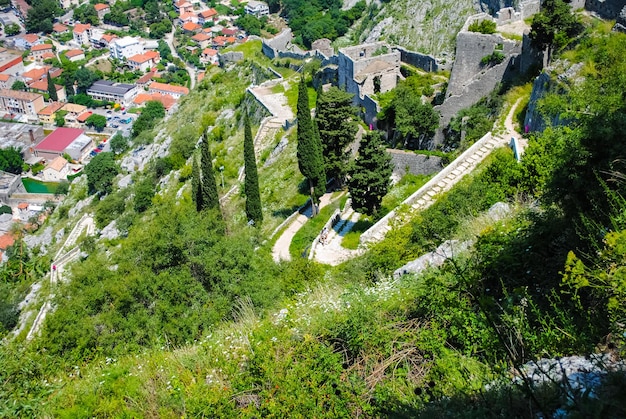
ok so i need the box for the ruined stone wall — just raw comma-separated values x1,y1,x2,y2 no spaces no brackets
396,47,441,72
586,0,626,18
361,94,380,127
388,149,444,179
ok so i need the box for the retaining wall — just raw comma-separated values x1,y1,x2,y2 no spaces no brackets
360,132,494,244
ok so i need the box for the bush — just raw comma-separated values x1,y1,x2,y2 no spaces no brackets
481,51,506,66
468,19,497,34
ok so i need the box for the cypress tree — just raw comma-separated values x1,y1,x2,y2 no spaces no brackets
191,153,203,212
296,76,326,215
243,114,262,224
47,71,58,102
315,87,357,184
347,131,392,216
200,133,220,211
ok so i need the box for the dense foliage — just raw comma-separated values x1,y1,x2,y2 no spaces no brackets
315,87,357,184
280,0,366,47
0,147,24,174
530,0,582,62
85,152,118,195
296,77,326,212
243,114,262,224
25,0,60,33
347,131,392,216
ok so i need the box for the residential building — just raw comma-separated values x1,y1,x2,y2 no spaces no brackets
92,32,117,49
109,36,143,60
174,1,194,14
179,11,198,23
133,92,176,112
73,23,92,46
136,71,155,87
37,102,65,125
148,82,189,99
12,0,31,21
60,103,87,127
64,49,86,62
244,0,269,17
30,43,54,62
127,51,159,72
0,89,45,119
0,50,24,76
42,156,69,182
76,111,93,126
21,66,62,84
0,74,14,89
192,33,212,48
28,79,67,102
221,28,238,36
0,122,44,159
200,48,218,65
52,23,69,34
14,33,41,50
181,21,201,33
197,8,217,25
94,3,110,20
86,80,138,105
34,127,94,161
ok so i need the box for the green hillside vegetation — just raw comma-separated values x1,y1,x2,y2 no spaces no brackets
2,20,626,418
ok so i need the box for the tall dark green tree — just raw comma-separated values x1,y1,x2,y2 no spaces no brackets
200,133,220,211
347,131,392,216
46,72,58,102
191,154,203,212
315,87,357,184
296,77,326,216
243,114,262,224
530,0,582,63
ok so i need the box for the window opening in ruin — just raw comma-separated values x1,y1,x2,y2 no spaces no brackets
373,75,381,94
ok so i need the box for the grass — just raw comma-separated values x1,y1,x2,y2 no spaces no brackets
289,197,342,258
378,173,431,218
341,218,373,249
284,81,317,113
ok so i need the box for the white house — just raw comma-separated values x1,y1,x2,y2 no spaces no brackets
109,37,143,60
244,0,269,17
73,24,92,46
41,156,69,182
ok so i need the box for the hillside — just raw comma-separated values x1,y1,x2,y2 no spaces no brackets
2,8,626,419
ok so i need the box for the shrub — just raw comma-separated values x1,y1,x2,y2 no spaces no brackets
468,19,497,34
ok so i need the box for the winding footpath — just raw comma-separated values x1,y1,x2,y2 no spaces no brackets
166,27,196,90
24,214,95,341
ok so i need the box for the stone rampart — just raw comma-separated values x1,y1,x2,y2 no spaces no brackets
361,94,380,127
360,132,493,244
388,149,444,179
585,0,626,18
396,47,439,72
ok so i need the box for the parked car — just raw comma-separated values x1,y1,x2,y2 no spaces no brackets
97,143,105,150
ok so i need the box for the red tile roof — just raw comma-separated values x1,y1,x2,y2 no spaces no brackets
31,43,53,52
136,71,155,84
221,28,237,36
28,79,62,92
73,23,91,34
94,3,109,11
65,49,85,58
53,23,68,33
41,52,55,60
198,8,218,18
182,22,201,32
133,92,176,110
202,48,218,56
192,33,211,42
35,127,85,152
21,67,49,81
149,82,189,95
38,102,64,116
76,111,92,122
17,202,28,209
0,74,10,82
21,34,40,44
0,233,15,250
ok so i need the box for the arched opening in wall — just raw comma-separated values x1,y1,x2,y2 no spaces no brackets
373,75,381,94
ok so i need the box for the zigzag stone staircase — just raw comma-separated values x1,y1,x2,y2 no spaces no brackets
360,132,506,245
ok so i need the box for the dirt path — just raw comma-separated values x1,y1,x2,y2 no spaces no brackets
272,192,335,262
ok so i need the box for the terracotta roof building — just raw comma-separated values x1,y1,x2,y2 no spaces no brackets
148,82,189,99
34,127,94,161
37,102,65,125
0,89,45,119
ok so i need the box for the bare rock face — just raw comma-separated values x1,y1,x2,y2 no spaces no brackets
68,195,94,218
393,240,472,278
100,220,120,241
24,226,54,253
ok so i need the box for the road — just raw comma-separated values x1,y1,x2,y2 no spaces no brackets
165,26,196,90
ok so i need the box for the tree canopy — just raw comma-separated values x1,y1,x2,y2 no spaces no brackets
133,101,165,138
530,0,582,62
85,114,107,131
347,131,392,215
315,87,357,184
243,114,262,224
25,0,60,33
0,147,23,175
85,152,118,195
296,77,326,214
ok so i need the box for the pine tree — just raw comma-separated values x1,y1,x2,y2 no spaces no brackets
315,87,357,184
191,154,203,212
243,114,262,224
296,76,326,215
347,131,392,216
47,71,58,102
200,133,220,211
